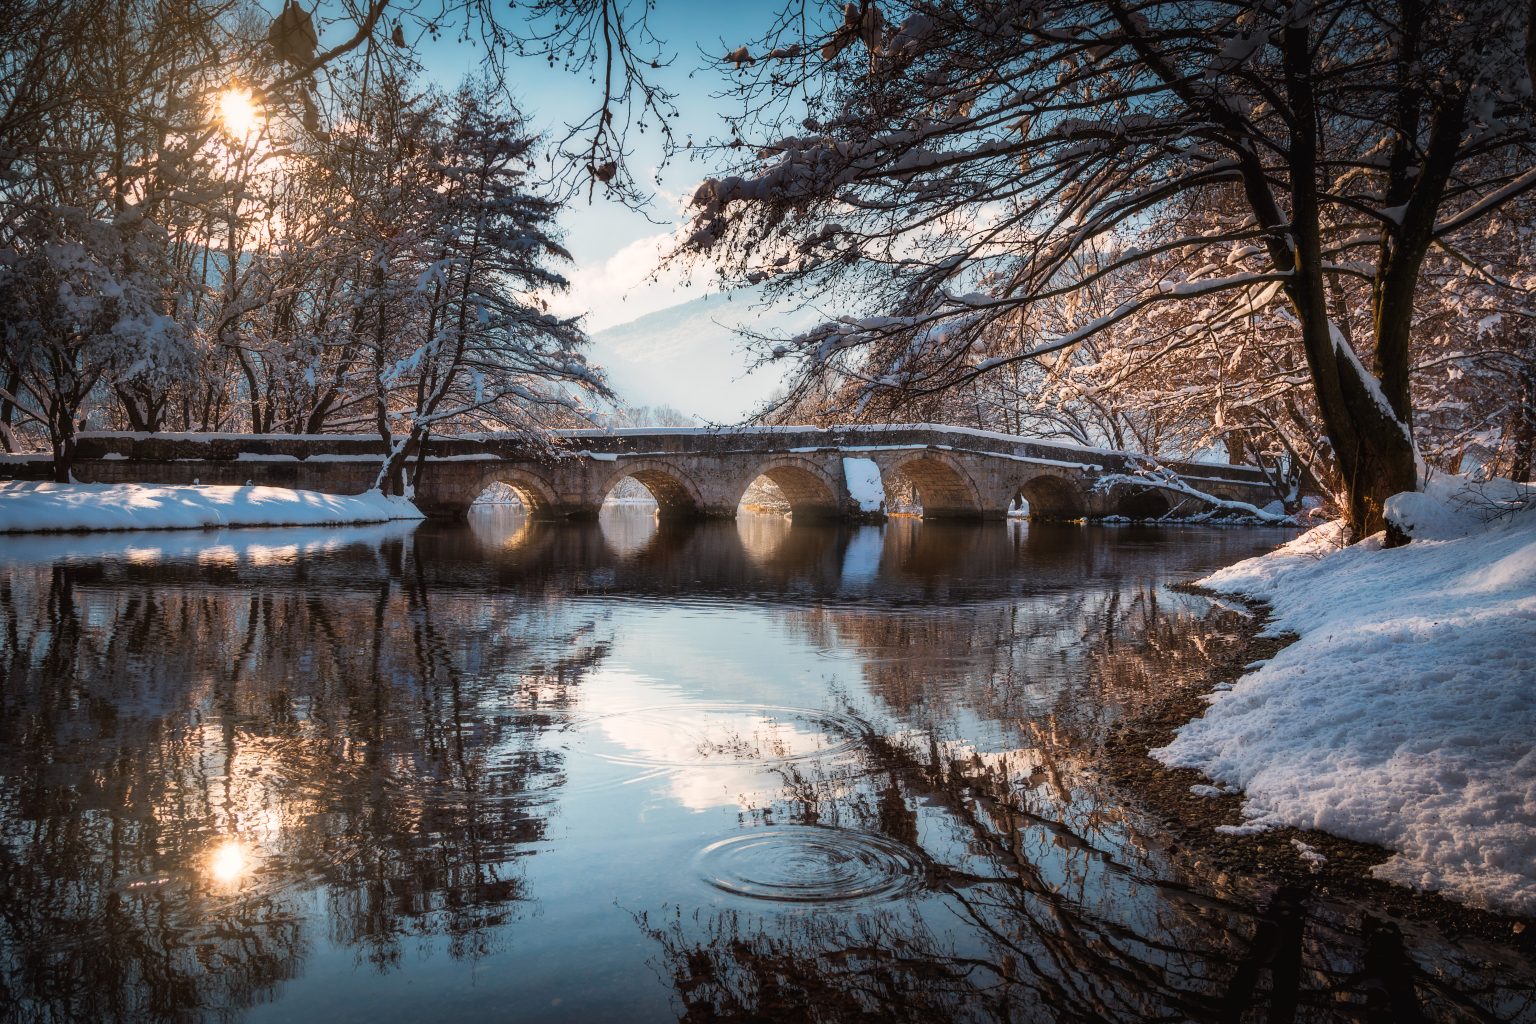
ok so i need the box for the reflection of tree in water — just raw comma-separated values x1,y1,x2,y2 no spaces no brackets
640,904,989,1024
651,587,1536,1023
0,539,609,1021
646,735,1536,1023
786,583,1225,733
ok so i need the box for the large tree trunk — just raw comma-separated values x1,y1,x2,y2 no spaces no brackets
1224,428,1252,466
1289,270,1420,540
374,428,420,496
50,415,75,484
1333,403,1420,542
114,385,149,432
1281,23,1424,541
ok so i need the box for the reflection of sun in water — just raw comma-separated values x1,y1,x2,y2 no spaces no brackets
217,87,261,138
207,839,251,886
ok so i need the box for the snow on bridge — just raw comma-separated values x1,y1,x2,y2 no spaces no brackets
23,425,1281,522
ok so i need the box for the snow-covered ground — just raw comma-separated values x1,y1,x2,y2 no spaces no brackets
0,482,423,533
1157,477,1536,915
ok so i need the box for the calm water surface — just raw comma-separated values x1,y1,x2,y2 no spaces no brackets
1,509,1531,1023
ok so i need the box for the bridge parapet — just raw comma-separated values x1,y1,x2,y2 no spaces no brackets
16,425,1284,523
546,425,1272,486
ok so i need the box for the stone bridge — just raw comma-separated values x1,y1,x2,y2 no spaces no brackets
39,425,1281,522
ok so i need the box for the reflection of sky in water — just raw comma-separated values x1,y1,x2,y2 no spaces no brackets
3,510,1528,1024
837,526,883,591
572,667,867,812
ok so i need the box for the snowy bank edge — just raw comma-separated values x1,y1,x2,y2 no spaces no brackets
1153,487,1536,916
0,482,424,534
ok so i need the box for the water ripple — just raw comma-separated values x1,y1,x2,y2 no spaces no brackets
696,826,928,904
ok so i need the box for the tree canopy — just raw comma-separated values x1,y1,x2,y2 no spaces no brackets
679,0,1536,536
0,0,613,486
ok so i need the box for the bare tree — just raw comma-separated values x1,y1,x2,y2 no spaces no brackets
678,0,1536,538
256,0,680,204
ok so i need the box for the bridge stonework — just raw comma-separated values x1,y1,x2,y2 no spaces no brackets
45,426,1278,522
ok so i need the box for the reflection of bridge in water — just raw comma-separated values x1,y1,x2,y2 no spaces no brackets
423,512,1288,608
59,424,1277,521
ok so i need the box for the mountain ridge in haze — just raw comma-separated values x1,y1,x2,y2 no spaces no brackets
589,288,828,423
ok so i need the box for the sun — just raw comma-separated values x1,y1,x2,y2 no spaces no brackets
217,87,262,139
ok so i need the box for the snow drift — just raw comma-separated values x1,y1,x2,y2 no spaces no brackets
1157,476,1536,915
0,482,423,533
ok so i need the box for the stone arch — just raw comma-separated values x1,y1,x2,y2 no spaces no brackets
883,453,985,520
1017,474,1087,521
472,467,561,518
739,456,842,521
1112,483,1173,520
596,459,704,519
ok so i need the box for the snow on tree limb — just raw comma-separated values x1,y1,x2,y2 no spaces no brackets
1093,460,1294,524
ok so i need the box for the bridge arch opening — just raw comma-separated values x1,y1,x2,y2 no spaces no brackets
1016,475,1086,521
1115,485,1173,520
739,475,791,515
737,461,840,521
602,476,658,510
470,471,559,518
596,462,703,520
884,456,984,520
474,481,529,509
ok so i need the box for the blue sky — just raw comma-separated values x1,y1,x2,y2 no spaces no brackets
408,2,804,420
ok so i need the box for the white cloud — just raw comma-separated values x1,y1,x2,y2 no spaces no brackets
547,228,711,333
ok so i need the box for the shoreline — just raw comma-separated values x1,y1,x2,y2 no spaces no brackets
1100,581,1534,946
0,481,423,533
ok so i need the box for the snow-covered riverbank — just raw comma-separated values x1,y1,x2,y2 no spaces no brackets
1157,479,1536,915
0,481,423,533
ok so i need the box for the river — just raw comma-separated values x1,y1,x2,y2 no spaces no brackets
0,508,1530,1023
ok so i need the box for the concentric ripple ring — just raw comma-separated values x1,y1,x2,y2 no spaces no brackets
696,826,928,904
578,703,869,768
